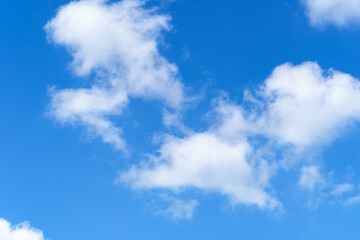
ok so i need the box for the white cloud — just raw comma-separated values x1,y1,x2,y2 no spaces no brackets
120,99,280,210
302,0,360,26
45,0,185,149
49,86,128,149
298,165,325,191
255,62,360,150
0,219,45,240
159,195,198,220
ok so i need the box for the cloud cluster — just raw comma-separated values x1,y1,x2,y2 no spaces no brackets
0,219,45,240
120,62,360,212
302,0,360,26
46,0,360,217
46,0,185,150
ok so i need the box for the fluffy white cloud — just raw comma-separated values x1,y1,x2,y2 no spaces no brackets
298,165,325,190
302,0,360,26
49,86,128,149
256,62,360,150
120,99,280,210
45,0,185,149
0,219,45,240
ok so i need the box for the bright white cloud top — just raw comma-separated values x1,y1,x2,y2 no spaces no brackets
45,0,184,150
0,219,45,240
255,62,360,149
302,0,360,26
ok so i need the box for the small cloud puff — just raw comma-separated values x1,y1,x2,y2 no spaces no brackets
302,0,360,27
0,218,45,240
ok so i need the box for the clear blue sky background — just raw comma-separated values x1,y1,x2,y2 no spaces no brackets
1,0,360,239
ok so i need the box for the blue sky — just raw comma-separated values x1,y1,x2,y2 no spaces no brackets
2,0,360,239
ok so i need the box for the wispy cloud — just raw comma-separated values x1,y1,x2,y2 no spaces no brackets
159,195,199,220
345,194,360,205
299,165,326,191
296,166,356,206
330,183,354,195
